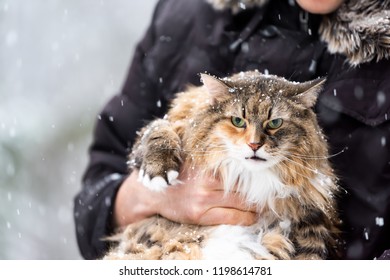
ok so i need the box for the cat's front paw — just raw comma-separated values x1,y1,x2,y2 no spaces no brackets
138,169,181,192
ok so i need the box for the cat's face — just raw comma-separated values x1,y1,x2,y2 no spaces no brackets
215,95,293,170
199,71,325,171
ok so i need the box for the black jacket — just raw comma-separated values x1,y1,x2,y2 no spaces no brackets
74,0,390,259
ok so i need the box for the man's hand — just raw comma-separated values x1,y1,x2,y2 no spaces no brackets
113,165,257,228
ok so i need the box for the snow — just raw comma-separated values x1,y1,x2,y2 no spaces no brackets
354,86,364,100
51,41,60,52
67,142,74,152
375,217,384,227
363,228,370,240
381,137,387,147
241,42,249,53
159,35,172,42
104,196,112,207
0,0,158,260
377,91,386,107
6,163,15,176
239,2,246,10
5,30,18,47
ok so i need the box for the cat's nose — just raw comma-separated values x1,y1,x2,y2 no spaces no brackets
248,143,261,151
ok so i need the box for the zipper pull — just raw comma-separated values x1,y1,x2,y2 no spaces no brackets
299,10,309,33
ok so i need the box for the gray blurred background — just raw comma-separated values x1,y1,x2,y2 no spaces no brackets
0,0,157,259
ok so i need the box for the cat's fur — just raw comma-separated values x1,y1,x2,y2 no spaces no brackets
104,71,341,260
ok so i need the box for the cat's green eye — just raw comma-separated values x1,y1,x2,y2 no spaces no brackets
267,118,283,129
231,116,246,128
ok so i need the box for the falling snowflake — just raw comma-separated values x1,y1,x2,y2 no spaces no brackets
381,137,386,147
375,217,384,227
377,91,386,107
363,228,370,240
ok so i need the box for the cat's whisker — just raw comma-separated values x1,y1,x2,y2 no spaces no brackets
277,148,346,160
277,161,317,182
275,153,328,177
184,151,229,156
277,153,318,172
148,146,232,157
147,148,230,157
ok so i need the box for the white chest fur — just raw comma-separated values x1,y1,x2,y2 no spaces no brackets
201,160,294,259
201,225,269,260
216,159,292,208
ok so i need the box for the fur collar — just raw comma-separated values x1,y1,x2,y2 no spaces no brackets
320,0,390,66
206,0,390,66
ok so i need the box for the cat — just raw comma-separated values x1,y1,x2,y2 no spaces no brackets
103,70,341,260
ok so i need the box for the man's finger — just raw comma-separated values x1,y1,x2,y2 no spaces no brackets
203,190,257,213
198,207,257,226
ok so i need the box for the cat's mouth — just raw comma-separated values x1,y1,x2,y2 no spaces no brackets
246,156,267,162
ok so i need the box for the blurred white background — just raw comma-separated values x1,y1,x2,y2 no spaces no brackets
0,0,157,259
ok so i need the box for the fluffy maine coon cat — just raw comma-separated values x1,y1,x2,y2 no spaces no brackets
104,71,341,260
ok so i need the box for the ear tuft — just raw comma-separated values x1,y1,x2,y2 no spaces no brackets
293,77,326,108
200,73,232,103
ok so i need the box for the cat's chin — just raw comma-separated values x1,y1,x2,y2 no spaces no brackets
245,156,267,162
240,155,280,171
242,158,272,170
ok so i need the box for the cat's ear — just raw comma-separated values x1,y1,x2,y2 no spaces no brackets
200,73,232,103
292,77,326,108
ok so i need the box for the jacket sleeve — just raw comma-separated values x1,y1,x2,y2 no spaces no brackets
73,1,167,259
317,55,390,259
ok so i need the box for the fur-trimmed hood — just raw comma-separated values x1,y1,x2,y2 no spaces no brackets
207,0,390,66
